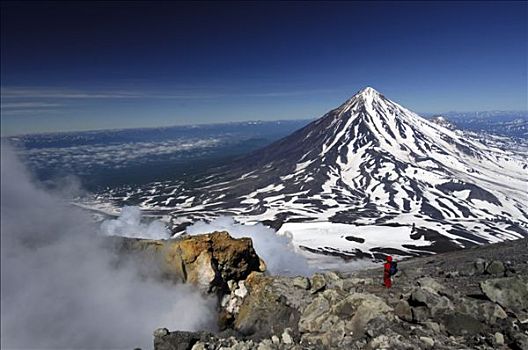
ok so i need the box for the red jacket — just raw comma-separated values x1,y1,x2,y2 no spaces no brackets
384,261,392,276
383,256,393,288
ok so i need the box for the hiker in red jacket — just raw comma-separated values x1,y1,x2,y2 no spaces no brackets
384,255,394,288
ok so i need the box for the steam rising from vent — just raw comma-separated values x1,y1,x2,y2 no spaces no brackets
186,216,312,276
100,206,171,239
98,208,313,276
0,143,215,349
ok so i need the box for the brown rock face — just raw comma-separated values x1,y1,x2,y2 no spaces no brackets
233,272,301,339
115,231,264,294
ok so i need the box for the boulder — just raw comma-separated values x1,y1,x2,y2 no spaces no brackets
416,277,447,295
292,277,310,290
485,260,505,276
444,314,483,336
299,295,331,332
409,287,453,320
366,335,390,349
410,288,429,305
271,335,280,344
299,291,393,343
474,258,487,274
423,321,441,333
420,336,435,348
342,293,393,337
411,306,429,323
477,302,508,325
300,320,346,348
494,332,505,346
394,300,413,322
480,276,528,318
281,328,294,344
234,272,300,339
310,274,326,294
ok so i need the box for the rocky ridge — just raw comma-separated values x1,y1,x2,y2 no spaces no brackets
152,237,528,350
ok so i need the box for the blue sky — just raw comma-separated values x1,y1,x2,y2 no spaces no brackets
1,1,527,136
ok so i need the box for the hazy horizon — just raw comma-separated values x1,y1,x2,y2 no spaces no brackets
2,107,527,137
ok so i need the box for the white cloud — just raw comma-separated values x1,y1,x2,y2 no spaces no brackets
16,137,224,171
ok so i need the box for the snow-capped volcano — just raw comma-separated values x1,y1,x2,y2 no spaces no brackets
93,87,528,260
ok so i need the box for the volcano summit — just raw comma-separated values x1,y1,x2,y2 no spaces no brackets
94,87,528,259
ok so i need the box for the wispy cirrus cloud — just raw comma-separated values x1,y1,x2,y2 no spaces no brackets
0,85,337,119
0,87,225,117
243,89,336,98
1,102,63,109
1,86,337,100
0,109,65,116
0,101,66,116
0,87,225,100
2,87,153,99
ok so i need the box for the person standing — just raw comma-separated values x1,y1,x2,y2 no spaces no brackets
384,255,395,288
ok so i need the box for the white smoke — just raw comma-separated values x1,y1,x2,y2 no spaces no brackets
100,206,171,239
186,216,312,276
0,143,216,350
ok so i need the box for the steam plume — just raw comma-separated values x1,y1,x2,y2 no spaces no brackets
0,143,215,349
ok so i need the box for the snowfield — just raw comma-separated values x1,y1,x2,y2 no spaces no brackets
277,222,431,258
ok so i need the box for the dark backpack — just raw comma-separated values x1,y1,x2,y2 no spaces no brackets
389,261,398,276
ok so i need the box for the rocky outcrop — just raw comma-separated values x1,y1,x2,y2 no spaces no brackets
154,238,528,350
115,231,265,294
480,276,528,322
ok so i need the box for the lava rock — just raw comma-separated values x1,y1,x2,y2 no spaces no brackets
494,332,505,346
411,306,430,323
444,314,483,336
419,336,435,348
394,300,413,322
292,277,310,290
485,260,505,276
235,273,300,339
281,328,294,344
480,276,528,318
474,258,487,274
299,295,331,332
310,274,326,294
344,293,393,336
